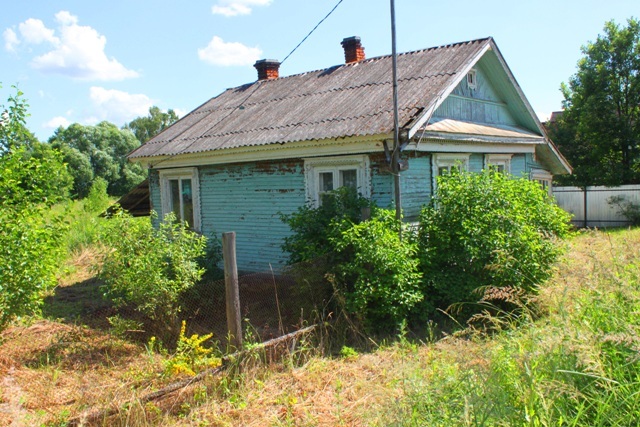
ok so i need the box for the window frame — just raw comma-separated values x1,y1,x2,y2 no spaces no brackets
159,167,201,231
485,154,513,174
304,155,371,207
433,153,470,176
467,69,477,90
531,169,553,196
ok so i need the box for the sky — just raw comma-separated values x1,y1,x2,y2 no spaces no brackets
1,0,638,141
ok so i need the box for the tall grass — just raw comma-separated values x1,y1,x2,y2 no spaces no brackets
384,228,640,426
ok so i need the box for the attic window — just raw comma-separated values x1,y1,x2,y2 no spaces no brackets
467,69,477,90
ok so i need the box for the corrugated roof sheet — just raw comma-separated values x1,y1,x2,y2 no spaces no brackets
129,38,492,159
424,118,542,139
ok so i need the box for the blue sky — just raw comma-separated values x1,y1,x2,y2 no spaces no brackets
1,0,638,141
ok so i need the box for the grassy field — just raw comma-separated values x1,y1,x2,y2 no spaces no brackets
1,227,639,426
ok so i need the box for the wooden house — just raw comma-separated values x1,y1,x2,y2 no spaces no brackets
128,36,571,272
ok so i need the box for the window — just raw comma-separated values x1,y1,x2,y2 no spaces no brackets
159,168,201,231
485,154,513,174
433,153,470,177
531,169,553,196
304,155,370,207
467,69,477,90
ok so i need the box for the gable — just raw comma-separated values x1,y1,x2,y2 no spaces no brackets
431,50,538,133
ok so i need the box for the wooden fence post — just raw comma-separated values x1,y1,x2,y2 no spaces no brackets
361,206,371,221
222,232,242,350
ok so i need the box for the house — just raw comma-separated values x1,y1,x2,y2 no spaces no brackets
128,36,571,272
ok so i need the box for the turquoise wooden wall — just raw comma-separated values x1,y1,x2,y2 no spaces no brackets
400,154,432,221
147,151,546,272
149,169,161,228
198,160,306,272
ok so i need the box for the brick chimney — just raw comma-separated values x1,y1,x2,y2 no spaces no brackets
341,36,365,63
254,59,280,81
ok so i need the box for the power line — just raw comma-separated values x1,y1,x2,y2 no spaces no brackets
281,0,346,65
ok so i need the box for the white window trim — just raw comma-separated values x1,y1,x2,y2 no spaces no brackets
433,153,470,174
304,155,371,207
159,167,201,231
467,69,477,90
531,169,553,196
485,154,513,174
432,153,470,191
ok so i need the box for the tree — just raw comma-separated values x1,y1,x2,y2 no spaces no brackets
49,121,146,197
124,106,179,143
0,84,72,329
551,18,640,186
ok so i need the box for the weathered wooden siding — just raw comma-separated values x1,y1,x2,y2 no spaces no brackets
199,160,306,272
370,154,393,209
432,61,517,126
511,153,527,176
399,154,432,221
469,153,483,172
148,169,161,227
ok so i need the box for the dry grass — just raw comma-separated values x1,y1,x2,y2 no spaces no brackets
1,228,639,426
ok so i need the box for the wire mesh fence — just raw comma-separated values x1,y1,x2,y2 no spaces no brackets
178,260,332,350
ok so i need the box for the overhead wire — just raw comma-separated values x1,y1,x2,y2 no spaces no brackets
148,0,347,169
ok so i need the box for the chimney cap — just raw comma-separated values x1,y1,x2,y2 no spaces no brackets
254,59,280,66
341,36,362,45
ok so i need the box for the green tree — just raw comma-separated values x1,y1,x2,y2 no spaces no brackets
551,18,640,186
49,121,145,197
124,106,179,143
0,84,72,329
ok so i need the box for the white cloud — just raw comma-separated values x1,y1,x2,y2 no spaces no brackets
44,116,70,129
19,18,58,45
212,0,272,17
198,36,262,66
6,11,138,81
3,28,19,52
89,86,154,125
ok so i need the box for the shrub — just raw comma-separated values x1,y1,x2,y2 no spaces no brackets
99,211,207,328
607,195,640,225
0,147,71,330
418,169,572,313
281,187,374,265
282,188,421,330
331,209,423,328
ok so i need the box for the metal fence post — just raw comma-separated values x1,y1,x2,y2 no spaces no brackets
222,232,242,350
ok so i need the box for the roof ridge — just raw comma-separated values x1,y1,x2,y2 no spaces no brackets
230,37,493,87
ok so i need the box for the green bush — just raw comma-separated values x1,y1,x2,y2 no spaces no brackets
0,142,71,329
281,187,374,265
99,211,207,327
331,209,423,328
282,188,421,330
418,169,571,313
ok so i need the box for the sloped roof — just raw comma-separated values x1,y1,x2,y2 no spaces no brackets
129,38,493,160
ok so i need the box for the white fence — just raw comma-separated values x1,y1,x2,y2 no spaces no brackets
553,185,640,228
